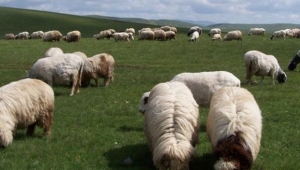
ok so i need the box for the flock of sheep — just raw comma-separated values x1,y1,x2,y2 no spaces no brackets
2,24,300,170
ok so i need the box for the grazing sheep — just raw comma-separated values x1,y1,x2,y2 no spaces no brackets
138,28,152,34
27,53,84,96
187,26,202,36
244,50,287,85
209,28,221,36
97,30,113,40
125,28,135,35
165,31,176,40
4,33,15,40
143,81,199,170
81,53,115,87
270,30,286,40
160,26,172,32
63,30,81,42
112,32,131,42
170,27,177,34
170,71,240,107
224,30,242,41
190,31,199,42
138,30,155,40
288,50,300,71
154,29,166,41
73,51,88,60
291,28,300,37
212,34,222,41
43,47,64,57
15,31,29,39
207,87,262,170
247,28,265,36
43,30,63,42
0,78,54,147
29,31,44,39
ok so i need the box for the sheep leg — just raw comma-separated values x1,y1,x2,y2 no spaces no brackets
259,76,265,85
104,77,110,86
43,112,53,135
70,75,77,96
26,123,36,136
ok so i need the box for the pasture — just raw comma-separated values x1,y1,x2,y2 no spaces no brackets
0,32,300,170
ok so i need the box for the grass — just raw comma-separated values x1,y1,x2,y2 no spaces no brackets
0,7,300,170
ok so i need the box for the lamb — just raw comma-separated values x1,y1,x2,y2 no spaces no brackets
247,28,265,36
190,31,199,42
288,50,300,71
43,30,63,42
154,29,166,41
244,50,287,85
212,34,222,41
165,31,176,40
29,31,44,39
43,47,64,57
224,30,242,41
63,30,81,42
270,30,286,40
206,86,262,170
187,26,202,36
142,81,199,170
27,53,84,96
81,53,115,87
4,33,15,40
0,78,54,147
209,28,221,36
170,71,240,107
138,30,155,40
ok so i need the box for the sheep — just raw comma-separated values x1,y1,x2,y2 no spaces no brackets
224,30,242,41
97,30,113,40
29,31,44,39
15,31,29,39
0,78,54,147
125,28,135,35
4,33,15,40
63,30,81,42
73,51,88,60
270,30,286,40
43,30,63,42
212,34,222,41
187,26,202,36
138,28,152,34
244,50,287,85
160,26,171,32
27,53,84,96
170,27,177,34
165,31,176,40
43,47,64,57
189,30,200,42
138,30,155,40
112,32,131,42
288,50,300,71
154,29,166,41
206,86,262,170
170,71,240,107
291,28,300,37
209,28,221,36
142,81,199,170
247,28,265,36
81,53,115,87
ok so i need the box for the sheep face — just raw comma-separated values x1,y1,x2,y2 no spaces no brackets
277,72,287,84
138,92,150,114
288,53,300,71
214,133,253,170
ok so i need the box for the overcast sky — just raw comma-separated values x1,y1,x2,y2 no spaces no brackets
1,0,300,24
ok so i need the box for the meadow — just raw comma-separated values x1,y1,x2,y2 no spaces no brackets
1,7,300,169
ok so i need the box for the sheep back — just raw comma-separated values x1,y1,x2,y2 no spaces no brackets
44,47,64,57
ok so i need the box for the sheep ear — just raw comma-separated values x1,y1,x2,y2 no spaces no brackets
144,96,149,104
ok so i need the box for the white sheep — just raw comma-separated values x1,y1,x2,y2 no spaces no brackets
27,53,84,96
81,53,115,87
43,47,64,57
73,51,88,59
170,71,240,107
112,32,131,42
247,28,265,36
187,26,202,36
209,28,221,36
63,30,81,42
224,30,242,41
244,50,287,85
125,28,135,35
153,29,166,41
212,34,222,41
0,78,54,147
29,31,44,39
4,33,15,40
206,86,262,170
43,30,63,42
97,30,112,40
142,81,199,170
138,30,154,40
190,31,199,42
15,31,29,39
270,30,286,40
291,28,300,37
165,31,176,40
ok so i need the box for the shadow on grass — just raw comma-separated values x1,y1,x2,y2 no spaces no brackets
103,142,216,170
118,125,143,132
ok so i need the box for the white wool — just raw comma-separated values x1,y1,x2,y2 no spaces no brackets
214,159,237,170
44,47,64,57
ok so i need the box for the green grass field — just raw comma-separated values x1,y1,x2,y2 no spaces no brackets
1,7,300,170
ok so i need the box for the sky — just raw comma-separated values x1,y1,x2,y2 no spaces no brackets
1,0,300,24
